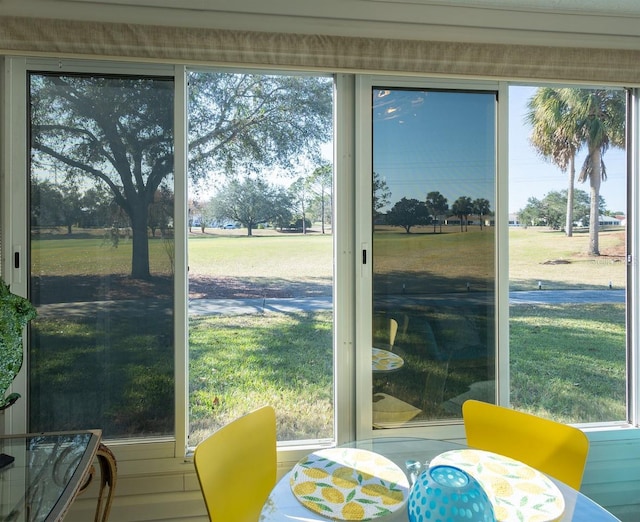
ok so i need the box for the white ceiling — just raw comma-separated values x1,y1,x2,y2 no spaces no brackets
4,0,640,50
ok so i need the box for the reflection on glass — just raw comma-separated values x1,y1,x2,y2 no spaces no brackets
371,88,496,427
0,432,97,521
28,73,175,438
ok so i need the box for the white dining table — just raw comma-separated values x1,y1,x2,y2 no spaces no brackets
259,437,621,522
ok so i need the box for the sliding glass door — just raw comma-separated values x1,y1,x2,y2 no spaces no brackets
358,78,498,434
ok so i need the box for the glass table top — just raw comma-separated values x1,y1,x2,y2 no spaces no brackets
0,430,101,522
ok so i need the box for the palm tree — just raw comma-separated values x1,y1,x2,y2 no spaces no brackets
567,89,626,255
526,88,625,253
526,87,581,237
472,198,491,230
452,196,473,232
425,191,448,233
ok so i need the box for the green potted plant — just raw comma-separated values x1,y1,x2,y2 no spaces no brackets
0,279,36,411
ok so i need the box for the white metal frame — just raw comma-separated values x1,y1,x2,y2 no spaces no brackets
354,74,508,441
333,73,358,446
2,57,639,469
2,57,185,460
1,56,30,435
628,87,640,428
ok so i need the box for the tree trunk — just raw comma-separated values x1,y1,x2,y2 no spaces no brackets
565,155,576,237
302,201,307,234
588,150,602,256
130,204,151,279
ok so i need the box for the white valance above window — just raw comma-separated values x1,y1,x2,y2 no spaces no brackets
1,15,639,84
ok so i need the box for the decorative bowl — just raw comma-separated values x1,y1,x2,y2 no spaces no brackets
407,464,495,522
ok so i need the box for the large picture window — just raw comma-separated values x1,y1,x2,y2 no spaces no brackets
2,60,635,457
186,71,335,445
28,72,176,438
508,85,627,423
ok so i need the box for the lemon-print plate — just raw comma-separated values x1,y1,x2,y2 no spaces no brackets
431,449,565,522
371,348,404,373
290,447,409,520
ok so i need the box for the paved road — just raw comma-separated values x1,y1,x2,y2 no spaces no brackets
509,289,624,305
188,289,625,316
36,289,624,317
188,296,333,316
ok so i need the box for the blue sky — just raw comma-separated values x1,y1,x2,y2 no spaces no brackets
373,88,495,213
372,86,627,215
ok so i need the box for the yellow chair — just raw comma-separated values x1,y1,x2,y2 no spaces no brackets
462,399,589,490
194,406,277,521
389,318,399,351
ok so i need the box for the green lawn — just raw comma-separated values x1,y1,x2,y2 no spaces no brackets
30,307,174,437
189,312,333,444
186,225,625,437
509,303,625,423
32,230,174,276
509,226,625,290
27,225,627,439
188,230,333,281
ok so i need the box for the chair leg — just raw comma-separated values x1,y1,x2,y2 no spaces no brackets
93,444,117,522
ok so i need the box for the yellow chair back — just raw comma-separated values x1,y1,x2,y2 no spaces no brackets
462,399,589,490
194,405,277,521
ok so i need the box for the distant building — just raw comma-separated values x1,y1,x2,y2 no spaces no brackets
508,213,522,226
575,215,624,227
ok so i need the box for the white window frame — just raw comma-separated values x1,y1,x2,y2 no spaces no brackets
2,57,188,463
353,74,506,441
628,87,640,428
504,81,636,431
2,56,640,471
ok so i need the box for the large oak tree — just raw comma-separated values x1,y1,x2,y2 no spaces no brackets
30,72,332,279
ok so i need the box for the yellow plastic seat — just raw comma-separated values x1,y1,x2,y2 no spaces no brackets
389,318,399,351
194,406,277,521
462,399,589,490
